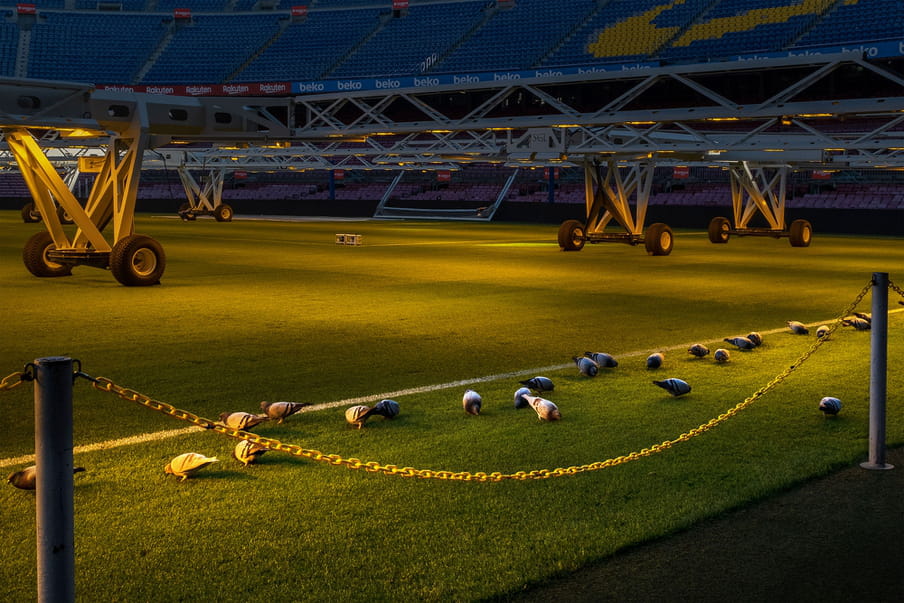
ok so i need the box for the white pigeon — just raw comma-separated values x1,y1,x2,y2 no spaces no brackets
345,405,372,429
787,321,809,335
514,387,532,409
723,336,755,350
462,389,482,415
519,376,554,392
233,440,268,466
714,348,731,363
218,411,269,431
573,356,599,377
583,351,618,368
818,396,842,416
165,453,219,481
646,352,664,369
260,401,310,424
688,344,709,358
6,465,85,490
524,395,562,421
816,325,830,339
652,378,692,397
746,332,763,347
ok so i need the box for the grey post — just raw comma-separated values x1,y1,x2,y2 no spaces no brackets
34,356,76,602
861,273,894,470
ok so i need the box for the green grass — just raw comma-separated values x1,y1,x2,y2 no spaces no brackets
0,211,902,601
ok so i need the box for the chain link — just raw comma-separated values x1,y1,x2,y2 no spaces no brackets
889,278,904,302
4,280,874,481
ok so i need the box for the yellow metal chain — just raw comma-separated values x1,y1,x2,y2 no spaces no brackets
7,280,874,481
889,278,904,301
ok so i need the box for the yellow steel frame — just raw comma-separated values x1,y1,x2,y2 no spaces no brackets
583,158,653,238
728,161,787,231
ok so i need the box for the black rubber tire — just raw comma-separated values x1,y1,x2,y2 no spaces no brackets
644,222,674,256
214,204,234,222
178,203,196,221
789,219,812,247
110,234,166,286
57,205,74,225
22,231,72,277
21,202,41,223
708,216,730,244
557,219,585,251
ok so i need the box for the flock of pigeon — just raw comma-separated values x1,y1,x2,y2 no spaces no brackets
6,310,886,486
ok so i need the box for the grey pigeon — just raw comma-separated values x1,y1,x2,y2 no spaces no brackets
165,453,219,481
583,352,618,368
573,356,599,377
514,387,532,409
652,378,692,397
853,312,871,323
688,344,709,358
524,395,562,421
746,332,763,347
233,440,268,466
842,316,871,331
646,352,664,369
7,465,85,490
818,396,842,416
723,336,755,350
787,321,809,335
260,401,310,424
218,411,269,431
368,399,400,419
463,389,482,415
714,348,731,363
816,325,830,339
345,405,372,429
519,376,554,392
900,301,904,306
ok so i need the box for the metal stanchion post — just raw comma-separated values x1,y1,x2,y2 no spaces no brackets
861,273,894,471
34,356,76,602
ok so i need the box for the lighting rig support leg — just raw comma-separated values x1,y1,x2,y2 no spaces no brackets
728,161,786,231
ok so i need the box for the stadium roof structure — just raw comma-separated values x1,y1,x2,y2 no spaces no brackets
2,50,904,283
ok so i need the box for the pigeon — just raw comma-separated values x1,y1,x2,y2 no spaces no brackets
514,387,532,409
232,440,268,466
345,405,372,429
646,352,664,369
583,352,618,368
714,348,731,363
723,336,755,350
369,399,400,419
218,411,269,431
260,401,310,424
462,389,482,415
787,321,809,335
816,325,830,339
165,453,219,481
6,465,86,490
853,312,872,323
746,332,763,347
688,344,709,358
573,356,599,377
519,376,554,392
842,316,871,331
900,301,903,306
818,396,842,416
524,395,562,421
652,378,692,397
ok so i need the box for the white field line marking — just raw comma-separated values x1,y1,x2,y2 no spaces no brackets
3,311,900,469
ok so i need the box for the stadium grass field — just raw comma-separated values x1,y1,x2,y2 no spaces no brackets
1,211,902,601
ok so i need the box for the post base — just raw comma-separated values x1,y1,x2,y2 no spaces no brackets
859,462,895,471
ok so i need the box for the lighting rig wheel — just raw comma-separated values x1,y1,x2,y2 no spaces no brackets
56,205,74,225
214,204,234,222
110,234,166,286
708,216,731,244
557,219,586,251
644,223,674,256
178,203,196,221
21,202,41,223
788,219,812,247
22,231,72,278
